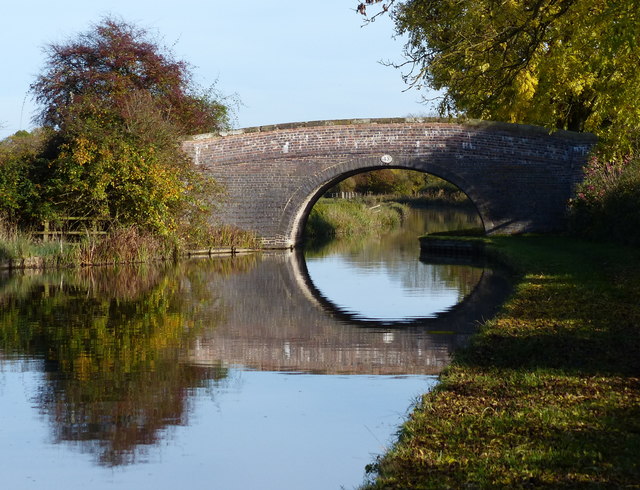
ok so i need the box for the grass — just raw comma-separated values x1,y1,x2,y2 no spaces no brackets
304,197,408,239
189,223,261,250
362,235,640,489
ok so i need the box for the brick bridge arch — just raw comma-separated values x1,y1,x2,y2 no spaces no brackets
183,118,595,248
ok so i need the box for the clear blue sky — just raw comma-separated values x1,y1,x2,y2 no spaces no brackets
0,0,436,139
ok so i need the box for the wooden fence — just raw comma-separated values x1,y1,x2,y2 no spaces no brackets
37,217,110,241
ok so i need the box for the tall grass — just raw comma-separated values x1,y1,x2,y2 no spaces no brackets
1,218,262,269
76,227,170,265
0,220,166,267
190,224,261,249
0,219,77,265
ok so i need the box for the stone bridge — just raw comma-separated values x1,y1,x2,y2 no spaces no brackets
183,118,596,248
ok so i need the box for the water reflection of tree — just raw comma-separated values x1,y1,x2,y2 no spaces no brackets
0,257,256,466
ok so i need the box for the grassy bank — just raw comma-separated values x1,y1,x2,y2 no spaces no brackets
363,235,640,488
305,198,408,239
0,221,260,268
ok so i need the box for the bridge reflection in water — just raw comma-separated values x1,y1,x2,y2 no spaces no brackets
186,251,512,375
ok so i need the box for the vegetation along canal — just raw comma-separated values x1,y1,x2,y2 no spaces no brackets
0,206,511,489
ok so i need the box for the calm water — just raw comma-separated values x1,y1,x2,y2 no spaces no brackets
0,207,507,489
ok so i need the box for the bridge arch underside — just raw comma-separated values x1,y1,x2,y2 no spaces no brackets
185,121,593,248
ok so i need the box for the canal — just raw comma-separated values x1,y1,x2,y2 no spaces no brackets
0,206,509,489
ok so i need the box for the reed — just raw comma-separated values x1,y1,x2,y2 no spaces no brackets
0,218,264,269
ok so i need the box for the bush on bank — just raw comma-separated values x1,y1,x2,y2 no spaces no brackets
569,153,640,246
0,18,233,247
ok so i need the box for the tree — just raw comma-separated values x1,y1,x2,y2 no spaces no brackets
28,17,229,237
359,0,640,154
31,17,228,134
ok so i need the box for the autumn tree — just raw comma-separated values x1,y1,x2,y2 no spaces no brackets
28,17,229,237
352,169,427,195
31,17,227,134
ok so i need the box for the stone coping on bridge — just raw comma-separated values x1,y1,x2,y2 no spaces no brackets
186,117,596,144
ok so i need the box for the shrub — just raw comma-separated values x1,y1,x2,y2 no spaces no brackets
0,129,50,223
569,154,640,245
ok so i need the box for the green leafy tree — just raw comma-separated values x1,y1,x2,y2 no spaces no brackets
360,0,640,153
28,17,229,237
358,0,640,244
330,170,449,196
351,169,427,195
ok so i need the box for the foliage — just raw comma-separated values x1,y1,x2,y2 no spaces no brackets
354,169,424,195
31,17,228,134
569,153,640,245
330,169,458,197
0,129,50,222
363,235,640,488
23,17,230,240
360,0,640,153
37,93,222,236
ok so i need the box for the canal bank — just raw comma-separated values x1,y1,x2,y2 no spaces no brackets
362,235,640,488
0,219,262,270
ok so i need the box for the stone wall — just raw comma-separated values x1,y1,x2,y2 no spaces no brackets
183,118,596,248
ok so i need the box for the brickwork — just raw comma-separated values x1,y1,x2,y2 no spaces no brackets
183,118,596,248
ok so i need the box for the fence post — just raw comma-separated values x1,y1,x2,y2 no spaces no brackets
43,220,49,242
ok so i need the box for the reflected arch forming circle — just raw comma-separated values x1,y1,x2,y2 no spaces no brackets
291,248,513,332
